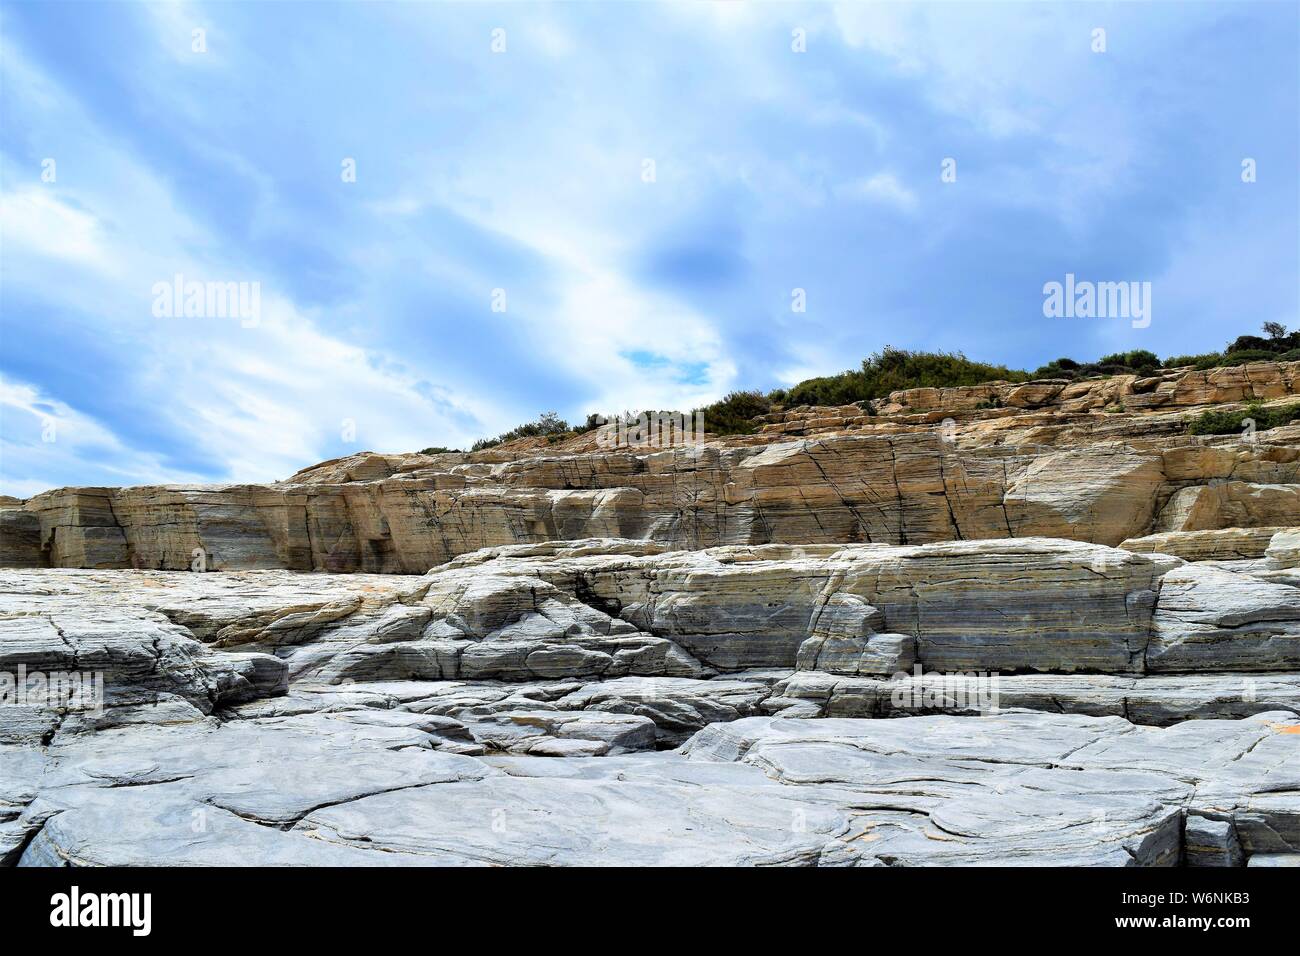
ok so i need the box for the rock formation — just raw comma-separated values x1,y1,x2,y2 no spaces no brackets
1,361,1298,866
5,361,1298,574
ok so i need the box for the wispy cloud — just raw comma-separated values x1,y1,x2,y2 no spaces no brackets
834,172,918,211
0,1,1295,496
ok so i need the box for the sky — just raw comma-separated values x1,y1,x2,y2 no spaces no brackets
1,0,1296,497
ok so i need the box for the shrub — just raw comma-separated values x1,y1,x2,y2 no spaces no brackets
1225,323,1300,354
784,347,1029,406
470,411,571,451
1187,402,1300,435
1099,349,1160,371
695,391,772,435
1217,349,1277,367
781,371,870,407
1224,335,1275,354
445,327,1298,453
418,446,459,455
572,413,605,434
1169,325,1298,373
1163,352,1221,369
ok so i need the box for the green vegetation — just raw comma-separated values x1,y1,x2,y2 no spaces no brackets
451,324,1300,447
1215,349,1279,367
1162,352,1222,370
1036,349,1161,380
696,391,773,435
782,347,1030,408
1165,323,1300,371
470,411,570,452
1187,401,1300,436
418,446,460,455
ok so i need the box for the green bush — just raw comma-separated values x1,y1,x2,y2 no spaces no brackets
1034,356,1085,377
1163,352,1221,369
1225,324,1300,354
1187,402,1300,435
571,413,606,434
418,446,459,455
470,411,571,451
695,391,772,435
445,326,1299,452
1099,349,1160,371
1224,334,1275,353
781,371,869,407
1217,349,1278,367
784,347,1029,407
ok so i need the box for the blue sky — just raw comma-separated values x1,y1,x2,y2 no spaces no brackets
1,1,1296,496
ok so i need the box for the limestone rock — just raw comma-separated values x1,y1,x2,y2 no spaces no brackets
1148,564,1300,671
9,370,1297,572
1185,816,1244,867
1267,530,1300,568
0,510,41,567
1121,527,1292,562
767,671,1300,725
796,632,915,676
682,711,1300,866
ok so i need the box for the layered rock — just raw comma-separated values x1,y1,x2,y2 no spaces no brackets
759,359,1300,433
4,363,1297,573
679,711,1300,866
766,671,1300,725
3,531,1300,865
3,533,1298,747
5,534,1297,705
3,361,1300,867
9,706,1296,866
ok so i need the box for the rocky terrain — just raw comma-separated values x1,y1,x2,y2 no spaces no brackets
1,360,1298,866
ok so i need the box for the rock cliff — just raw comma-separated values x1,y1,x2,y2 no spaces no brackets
2,362,1298,866
5,361,1298,573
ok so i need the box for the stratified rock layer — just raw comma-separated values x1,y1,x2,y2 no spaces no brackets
7,706,1298,866
3,363,1299,866
3,530,1299,866
4,362,1297,573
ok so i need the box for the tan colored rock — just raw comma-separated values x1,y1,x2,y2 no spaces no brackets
6,363,1299,572
1120,527,1294,562
1266,530,1300,568
12,428,1298,571
1154,481,1300,533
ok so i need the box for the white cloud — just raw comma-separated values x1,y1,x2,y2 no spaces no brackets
0,187,114,271
156,294,498,481
0,376,208,497
0,38,502,492
834,172,918,211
